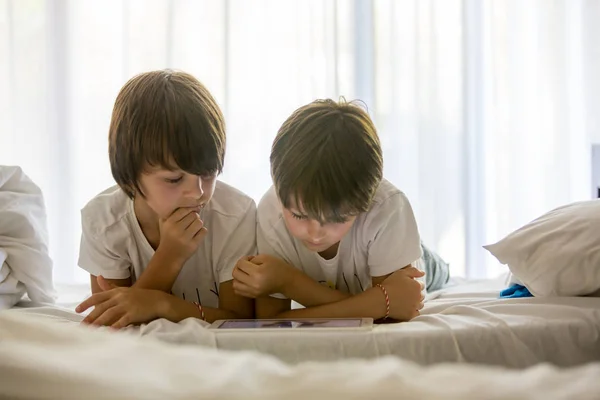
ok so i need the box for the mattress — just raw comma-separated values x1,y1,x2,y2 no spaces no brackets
1,311,599,400
7,274,600,368
212,275,600,367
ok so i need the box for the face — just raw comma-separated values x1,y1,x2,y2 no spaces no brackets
281,202,357,253
137,166,217,220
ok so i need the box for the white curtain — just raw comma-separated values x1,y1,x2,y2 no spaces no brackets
1,0,598,284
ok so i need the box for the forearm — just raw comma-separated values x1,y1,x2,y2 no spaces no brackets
133,249,184,292
159,294,245,323
90,275,131,294
281,268,351,307
275,286,387,320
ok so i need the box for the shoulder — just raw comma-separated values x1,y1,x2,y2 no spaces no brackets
81,185,131,237
367,179,413,216
256,186,282,231
356,179,416,235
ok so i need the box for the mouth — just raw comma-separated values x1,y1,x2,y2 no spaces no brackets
185,204,205,213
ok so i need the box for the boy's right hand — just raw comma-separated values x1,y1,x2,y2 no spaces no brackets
157,208,208,264
380,267,425,321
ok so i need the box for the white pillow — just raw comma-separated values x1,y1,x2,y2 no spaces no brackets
483,200,600,297
0,166,56,308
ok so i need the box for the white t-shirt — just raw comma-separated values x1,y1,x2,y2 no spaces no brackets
257,179,423,298
78,181,256,308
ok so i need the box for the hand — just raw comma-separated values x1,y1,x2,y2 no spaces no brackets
76,276,168,329
379,267,426,321
157,207,208,264
232,254,295,298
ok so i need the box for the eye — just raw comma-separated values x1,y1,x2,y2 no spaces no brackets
165,176,183,184
291,212,307,221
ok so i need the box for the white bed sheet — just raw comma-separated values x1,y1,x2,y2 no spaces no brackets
210,275,600,367
9,274,600,368
1,311,599,400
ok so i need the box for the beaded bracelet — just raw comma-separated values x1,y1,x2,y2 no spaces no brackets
376,284,390,320
193,301,205,321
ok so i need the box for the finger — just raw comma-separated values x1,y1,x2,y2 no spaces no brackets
193,226,208,243
186,218,204,238
402,266,426,278
180,211,200,230
232,264,253,285
418,280,426,291
418,301,425,310
249,254,270,265
112,315,131,330
97,275,117,291
232,264,249,280
236,255,254,262
92,306,124,327
169,207,195,222
234,258,258,275
76,291,113,313
82,298,117,324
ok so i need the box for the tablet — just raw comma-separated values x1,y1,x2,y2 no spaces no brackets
209,317,373,332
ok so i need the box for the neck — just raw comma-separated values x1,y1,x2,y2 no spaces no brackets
133,196,161,249
318,242,340,260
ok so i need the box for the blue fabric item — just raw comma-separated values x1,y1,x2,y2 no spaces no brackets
500,284,533,298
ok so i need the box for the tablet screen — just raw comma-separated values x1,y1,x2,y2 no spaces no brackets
218,318,363,329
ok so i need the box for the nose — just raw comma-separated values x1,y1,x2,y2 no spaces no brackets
187,176,204,200
306,220,324,240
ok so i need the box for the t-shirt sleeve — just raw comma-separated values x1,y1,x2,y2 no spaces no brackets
366,193,423,277
77,212,132,280
216,200,258,283
257,219,289,261
257,206,292,300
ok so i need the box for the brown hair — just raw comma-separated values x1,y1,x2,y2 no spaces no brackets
108,69,225,198
271,98,383,223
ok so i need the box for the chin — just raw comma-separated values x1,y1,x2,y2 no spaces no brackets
302,241,331,252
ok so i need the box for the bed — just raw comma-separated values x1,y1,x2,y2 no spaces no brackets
7,273,600,369
1,310,599,400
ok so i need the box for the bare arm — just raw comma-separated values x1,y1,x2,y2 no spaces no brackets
161,281,253,323
255,296,291,319
160,299,243,324
90,274,131,294
279,267,351,307
216,280,255,319
236,255,422,320
80,279,253,327
236,255,350,318
274,286,387,319
89,251,180,294
130,248,183,292
158,280,254,323
273,266,423,321
266,264,396,313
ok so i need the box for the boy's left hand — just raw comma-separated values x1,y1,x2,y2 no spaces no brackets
232,255,294,298
76,278,168,329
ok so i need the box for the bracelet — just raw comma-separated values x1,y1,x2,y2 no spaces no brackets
193,301,205,321
376,284,390,320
